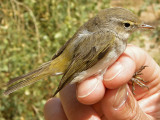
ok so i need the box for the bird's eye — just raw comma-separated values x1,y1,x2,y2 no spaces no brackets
124,23,130,28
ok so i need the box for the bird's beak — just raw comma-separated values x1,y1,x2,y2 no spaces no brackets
139,24,154,29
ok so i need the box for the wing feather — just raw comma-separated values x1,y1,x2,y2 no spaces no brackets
53,30,114,96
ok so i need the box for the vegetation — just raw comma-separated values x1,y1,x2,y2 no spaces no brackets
0,0,159,119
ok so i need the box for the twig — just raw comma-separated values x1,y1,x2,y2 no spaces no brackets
11,0,41,58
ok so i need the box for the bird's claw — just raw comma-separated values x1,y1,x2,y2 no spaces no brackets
130,65,149,95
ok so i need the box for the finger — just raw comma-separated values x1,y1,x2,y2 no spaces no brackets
103,53,135,89
138,92,160,118
60,84,101,120
76,75,105,105
44,98,67,120
101,84,154,120
103,45,160,98
124,45,160,98
124,44,160,82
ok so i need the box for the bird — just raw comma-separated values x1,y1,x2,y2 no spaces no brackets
4,7,154,96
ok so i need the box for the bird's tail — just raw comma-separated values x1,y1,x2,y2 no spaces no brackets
4,57,67,95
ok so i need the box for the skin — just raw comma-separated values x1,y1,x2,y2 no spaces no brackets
44,45,160,120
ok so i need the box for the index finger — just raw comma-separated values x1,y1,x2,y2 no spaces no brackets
104,45,160,99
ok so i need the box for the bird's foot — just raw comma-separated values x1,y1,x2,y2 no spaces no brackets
130,65,149,95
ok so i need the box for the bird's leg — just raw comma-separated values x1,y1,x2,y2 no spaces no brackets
130,65,149,95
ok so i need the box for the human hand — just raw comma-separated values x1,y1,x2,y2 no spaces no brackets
44,45,160,120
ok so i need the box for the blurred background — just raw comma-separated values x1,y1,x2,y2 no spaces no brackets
0,0,159,119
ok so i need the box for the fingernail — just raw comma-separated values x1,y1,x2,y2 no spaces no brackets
113,84,128,110
104,62,123,81
77,76,101,98
89,115,101,120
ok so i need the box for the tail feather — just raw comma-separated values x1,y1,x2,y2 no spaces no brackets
7,67,43,86
4,61,54,95
4,71,51,95
4,52,71,95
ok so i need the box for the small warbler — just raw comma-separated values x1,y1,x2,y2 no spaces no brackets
4,8,154,96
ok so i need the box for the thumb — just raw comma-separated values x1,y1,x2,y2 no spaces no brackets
101,84,152,120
